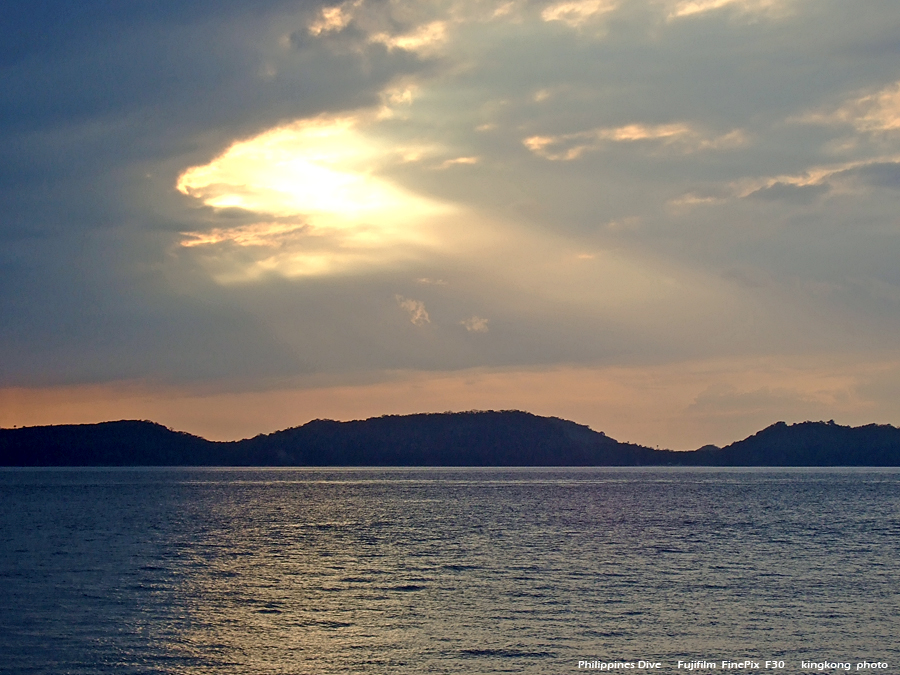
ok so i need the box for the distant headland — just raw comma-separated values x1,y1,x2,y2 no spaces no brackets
2,411,899,466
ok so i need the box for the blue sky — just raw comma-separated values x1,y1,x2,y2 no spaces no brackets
3,0,900,448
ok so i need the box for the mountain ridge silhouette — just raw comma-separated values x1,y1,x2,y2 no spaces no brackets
2,411,899,466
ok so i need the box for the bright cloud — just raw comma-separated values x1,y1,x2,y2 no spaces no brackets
438,156,480,169
524,124,746,160
541,0,617,28
307,1,360,36
668,0,787,19
370,21,449,54
179,222,310,248
176,116,439,218
305,0,452,55
176,115,455,280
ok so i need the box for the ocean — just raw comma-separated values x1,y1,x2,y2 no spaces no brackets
1,468,897,674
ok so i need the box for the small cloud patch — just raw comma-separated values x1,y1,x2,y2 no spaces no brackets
396,295,431,326
668,0,788,20
461,316,489,332
438,156,480,169
524,124,745,160
542,0,618,28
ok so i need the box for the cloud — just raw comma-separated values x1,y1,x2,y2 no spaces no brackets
745,181,829,203
0,0,448,387
370,21,450,55
175,113,455,280
723,154,900,200
853,81,900,133
801,80,900,135
524,124,746,160
179,221,312,248
300,1,451,58
438,156,480,168
541,0,618,28
461,316,489,332
307,1,359,36
396,295,431,326
668,0,789,20
841,162,900,190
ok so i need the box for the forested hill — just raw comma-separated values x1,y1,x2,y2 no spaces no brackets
0,412,661,467
1,412,899,466
687,420,900,466
235,411,661,466
0,420,219,467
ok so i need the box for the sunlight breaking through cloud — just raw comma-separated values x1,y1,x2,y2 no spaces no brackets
176,115,454,280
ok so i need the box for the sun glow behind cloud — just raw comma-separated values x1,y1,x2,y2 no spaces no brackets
176,115,454,280
172,103,714,317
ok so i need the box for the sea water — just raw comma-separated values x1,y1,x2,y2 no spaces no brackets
0,468,897,674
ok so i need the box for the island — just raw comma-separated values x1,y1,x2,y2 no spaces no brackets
1,411,899,466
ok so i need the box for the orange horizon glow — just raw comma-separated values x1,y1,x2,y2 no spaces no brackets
3,355,897,451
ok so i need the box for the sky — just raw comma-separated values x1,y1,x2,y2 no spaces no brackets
2,0,900,449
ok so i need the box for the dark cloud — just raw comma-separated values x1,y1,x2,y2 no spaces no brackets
0,0,429,208
0,1,303,67
0,0,440,385
839,162,900,190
